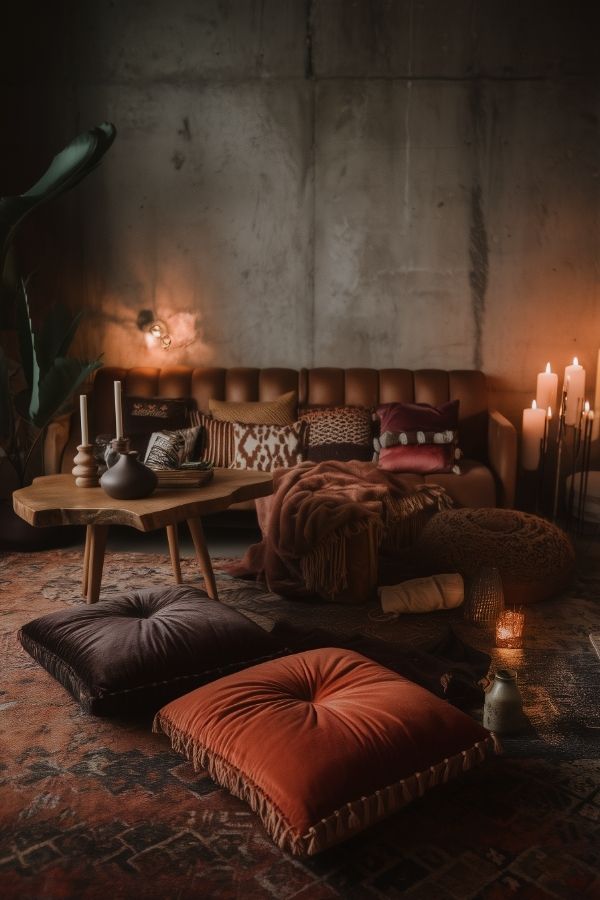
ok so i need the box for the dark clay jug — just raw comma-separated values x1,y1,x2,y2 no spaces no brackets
100,451,157,500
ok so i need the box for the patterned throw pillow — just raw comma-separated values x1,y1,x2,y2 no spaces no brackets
144,426,202,469
189,412,234,468
375,401,461,474
299,407,373,462
231,422,305,472
123,396,191,457
209,391,297,425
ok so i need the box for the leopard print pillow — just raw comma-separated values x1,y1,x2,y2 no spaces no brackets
230,422,306,472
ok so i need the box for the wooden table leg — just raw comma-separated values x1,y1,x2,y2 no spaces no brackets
86,525,109,604
187,517,218,600
82,526,92,597
166,524,183,584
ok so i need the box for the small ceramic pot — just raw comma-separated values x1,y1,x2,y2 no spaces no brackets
100,450,157,500
483,668,525,734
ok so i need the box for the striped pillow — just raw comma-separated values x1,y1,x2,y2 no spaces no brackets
208,391,297,425
190,412,234,468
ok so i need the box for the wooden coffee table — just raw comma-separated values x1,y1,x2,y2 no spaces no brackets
13,470,273,604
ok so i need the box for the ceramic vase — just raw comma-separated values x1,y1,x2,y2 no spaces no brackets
100,450,157,500
483,668,525,734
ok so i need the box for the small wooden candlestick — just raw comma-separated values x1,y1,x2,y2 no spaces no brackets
72,444,100,487
495,609,525,649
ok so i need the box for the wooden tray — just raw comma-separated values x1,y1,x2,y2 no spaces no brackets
155,468,214,488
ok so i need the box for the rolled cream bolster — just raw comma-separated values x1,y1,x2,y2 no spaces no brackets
378,574,464,614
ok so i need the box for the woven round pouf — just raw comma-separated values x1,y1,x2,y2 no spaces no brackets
415,509,575,605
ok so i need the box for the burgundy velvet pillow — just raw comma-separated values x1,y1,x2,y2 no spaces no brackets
154,648,497,856
18,586,283,716
376,400,460,474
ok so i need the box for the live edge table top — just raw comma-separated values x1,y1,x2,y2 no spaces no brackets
13,470,274,532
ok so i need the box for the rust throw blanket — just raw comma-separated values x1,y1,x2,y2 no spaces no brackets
228,461,453,599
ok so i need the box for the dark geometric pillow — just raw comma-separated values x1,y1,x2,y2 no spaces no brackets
18,586,285,716
144,426,202,469
124,396,190,457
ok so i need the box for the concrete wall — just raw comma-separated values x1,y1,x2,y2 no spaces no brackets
2,0,599,427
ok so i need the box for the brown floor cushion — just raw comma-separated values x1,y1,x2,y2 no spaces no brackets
18,586,282,716
415,508,575,604
154,647,497,856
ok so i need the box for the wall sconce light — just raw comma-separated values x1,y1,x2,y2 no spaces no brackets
136,309,172,349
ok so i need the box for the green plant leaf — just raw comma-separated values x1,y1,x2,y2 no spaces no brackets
15,278,34,391
30,357,102,429
37,306,84,376
0,345,13,439
0,123,116,281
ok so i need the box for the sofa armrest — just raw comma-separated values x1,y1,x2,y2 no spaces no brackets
44,413,74,475
487,409,517,508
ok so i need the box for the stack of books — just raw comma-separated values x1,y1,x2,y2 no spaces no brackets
155,466,214,488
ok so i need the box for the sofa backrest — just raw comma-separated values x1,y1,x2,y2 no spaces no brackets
90,366,490,461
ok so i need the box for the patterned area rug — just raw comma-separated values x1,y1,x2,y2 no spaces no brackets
1,549,599,899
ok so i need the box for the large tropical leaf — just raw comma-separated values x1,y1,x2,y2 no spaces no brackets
0,345,13,439
14,277,35,391
36,306,84,376
30,357,102,429
0,123,116,281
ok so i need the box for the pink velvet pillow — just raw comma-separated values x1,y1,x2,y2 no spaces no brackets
376,400,460,474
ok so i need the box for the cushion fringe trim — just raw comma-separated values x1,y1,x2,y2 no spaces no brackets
153,714,500,857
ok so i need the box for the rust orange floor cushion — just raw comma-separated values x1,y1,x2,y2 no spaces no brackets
154,648,498,856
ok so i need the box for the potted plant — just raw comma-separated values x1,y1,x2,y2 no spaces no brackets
0,123,116,549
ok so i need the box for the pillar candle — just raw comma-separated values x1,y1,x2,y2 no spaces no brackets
536,362,558,412
593,349,600,441
79,394,89,446
114,381,123,440
521,400,546,471
563,357,585,426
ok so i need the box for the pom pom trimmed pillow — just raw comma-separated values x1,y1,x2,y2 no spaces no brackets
154,647,498,856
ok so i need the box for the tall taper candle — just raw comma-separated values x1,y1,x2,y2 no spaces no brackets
521,400,546,471
563,357,585,426
114,380,123,440
79,394,89,446
536,362,558,412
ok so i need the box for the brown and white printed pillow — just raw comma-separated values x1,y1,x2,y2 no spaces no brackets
144,426,202,469
189,412,234,468
231,422,305,472
299,407,373,462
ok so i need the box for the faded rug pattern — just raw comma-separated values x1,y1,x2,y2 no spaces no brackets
1,550,599,900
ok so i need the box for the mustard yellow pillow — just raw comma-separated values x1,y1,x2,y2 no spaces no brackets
209,391,296,425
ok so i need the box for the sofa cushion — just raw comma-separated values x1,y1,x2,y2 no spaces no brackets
209,391,297,425
123,396,190,457
144,426,202,468
154,648,497,856
192,413,234,467
18,586,282,716
230,421,306,471
299,406,373,462
376,400,460,474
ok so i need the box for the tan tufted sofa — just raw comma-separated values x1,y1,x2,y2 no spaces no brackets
46,366,517,509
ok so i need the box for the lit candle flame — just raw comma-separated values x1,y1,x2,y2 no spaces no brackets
584,400,590,413
545,362,551,373
547,406,552,419
531,400,537,410
573,356,579,366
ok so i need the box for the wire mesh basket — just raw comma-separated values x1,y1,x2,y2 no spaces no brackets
464,566,505,629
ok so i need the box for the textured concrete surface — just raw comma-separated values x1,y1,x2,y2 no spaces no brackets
1,0,599,429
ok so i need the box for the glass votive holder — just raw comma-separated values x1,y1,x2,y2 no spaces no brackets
496,609,525,649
